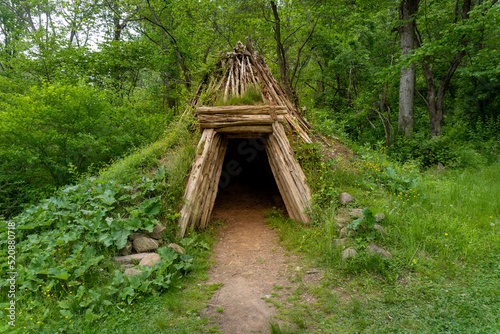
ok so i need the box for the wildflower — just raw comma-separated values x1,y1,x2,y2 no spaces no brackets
445,233,448,236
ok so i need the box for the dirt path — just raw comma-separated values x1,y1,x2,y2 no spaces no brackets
204,184,293,334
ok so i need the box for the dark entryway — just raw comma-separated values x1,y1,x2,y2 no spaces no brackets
215,137,284,209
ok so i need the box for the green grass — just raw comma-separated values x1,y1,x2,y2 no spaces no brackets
214,83,263,106
64,231,221,334
265,143,500,333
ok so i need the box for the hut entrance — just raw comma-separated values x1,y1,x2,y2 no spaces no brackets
178,116,312,238
218,138,276,191
178,42,313,237
214,137,283,212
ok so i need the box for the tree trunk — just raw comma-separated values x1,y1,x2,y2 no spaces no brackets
419,0,471,137
398,0,419,138
270,1,294,102
422,61,442,136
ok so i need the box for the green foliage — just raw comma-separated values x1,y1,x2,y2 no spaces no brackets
0,120,199,332
0,173,186,331
348,208,376,231
0,83,169,218
295,141,340,212
214,84,263,106
267,139,499,332
388,132,489,168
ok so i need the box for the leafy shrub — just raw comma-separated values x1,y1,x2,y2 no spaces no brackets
295,142,340,212
0,165,197,331
0,83,169,218
388,132,487,169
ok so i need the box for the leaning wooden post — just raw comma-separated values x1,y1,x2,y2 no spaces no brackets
178,129,227,237
265,122,311,223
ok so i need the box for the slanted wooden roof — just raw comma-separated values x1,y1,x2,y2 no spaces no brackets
191,41,312,143
177,43,313,238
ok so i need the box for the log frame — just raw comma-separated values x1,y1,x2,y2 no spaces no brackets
178,121,311,238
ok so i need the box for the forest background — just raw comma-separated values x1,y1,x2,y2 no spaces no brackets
1,0,499,217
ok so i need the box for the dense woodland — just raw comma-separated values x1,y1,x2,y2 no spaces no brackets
0,0,499,215
1,1,499,333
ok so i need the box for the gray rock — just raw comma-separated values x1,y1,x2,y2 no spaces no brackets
375,213,386,222
129,232,148,241
148,225,167,240
335,214,351,227
118,241,133,256
168,243,186,255
133,237,160,253
124,268,143,276
348,208,364,219
115,252,151,265
373,224,387,236
367,243,391,258
138,253,161,267
339,227,356,238
332,238,350,248
342,247,358,260
339,192,354,205
437,162,445,174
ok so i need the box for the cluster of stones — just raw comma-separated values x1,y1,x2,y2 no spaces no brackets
335,192,391,260
114,224,185,276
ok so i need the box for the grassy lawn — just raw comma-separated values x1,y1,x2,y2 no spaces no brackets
264,148,500,333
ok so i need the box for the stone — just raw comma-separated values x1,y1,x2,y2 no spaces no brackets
437,162,445,174
375,213,386,222
129,232,148,241
148,225,167,240
138,253,161,267
133,237,160,253
348,208,364,219
332,238,350,248
339,227,356,238
339,192,354,205
342,247,358,260
168,243,186,255
115,252,151,265
373,224,387,236
118,241,133,256
335,214,351,227
367,243,391,258
124,268,143,276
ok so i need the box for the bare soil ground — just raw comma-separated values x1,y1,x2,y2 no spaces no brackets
203,183,294,333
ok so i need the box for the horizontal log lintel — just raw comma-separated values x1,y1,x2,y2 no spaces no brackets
197,105,287,115
215,126,273,133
